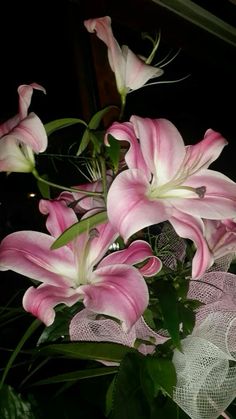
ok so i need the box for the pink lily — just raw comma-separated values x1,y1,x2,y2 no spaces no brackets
0,199,161,330
204,218,236,261
84,16,163,104
58,171,113,213
0,83,47,173
106,116,236,278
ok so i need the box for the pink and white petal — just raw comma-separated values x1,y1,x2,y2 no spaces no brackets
131,117,186,185
105,121,149,175
85,221,119,269
0,114,20,137
169,211,214,279
124,46,163,90
0,136,34,173
18,83,46,120
99,240,162,276
0,231,77,287
176,169,236,219
12,112,47,152
107,168,172,241
39,199,78,239
84,16,125,92
23,284,80,326
78,264,149,331
182,128,228,174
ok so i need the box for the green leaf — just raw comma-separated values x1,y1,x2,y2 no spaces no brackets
0,384,35,419
106,134,121,173
38,342,136,363
179,304,195,335
155,281,181,350
32,366,118,386
111,353,150,419
76,128,91,156
143,357,177,397
0,319,41,388
51,211,108,249
88,106,118,130
44,118,87,136
37,303,82,345
36,173,50,198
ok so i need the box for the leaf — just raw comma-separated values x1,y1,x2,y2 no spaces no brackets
38,342,136,363
143,357,177,397
36,173,50,198
37,303,82,345
106,134,121,173
179,304,195,335
32,366,118,386
0,384,35,419
111,353,150,419
0,319,41,388
51,211,108,249
88,106,118,130
44,118,87,136
155,281,181,350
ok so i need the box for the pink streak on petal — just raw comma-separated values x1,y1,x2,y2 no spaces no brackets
85,221,118,269
84,16,125,92
23,284,80,326
99,239,162,276
175,169,236,219
169,211,214,279
79,264,149,331
105,121,149,176
131,116,186,185
0,114,20,137
182,128,228,174
39,199,78,239
107,168,172,241
124,46,163,90
11,112,47,153
18,83,46,120
0,231,76,287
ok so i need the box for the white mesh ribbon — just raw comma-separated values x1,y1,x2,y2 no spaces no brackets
173,271,236,419
69,308,167,364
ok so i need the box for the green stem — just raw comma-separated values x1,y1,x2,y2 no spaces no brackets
32,169,103,197
119,93,127,120
99,156,108,203
0,318,41,389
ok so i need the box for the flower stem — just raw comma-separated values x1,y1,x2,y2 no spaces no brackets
32,169,103,196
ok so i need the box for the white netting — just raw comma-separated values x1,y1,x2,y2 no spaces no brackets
173,271,236,419
156,222,186,269
69,308,167,362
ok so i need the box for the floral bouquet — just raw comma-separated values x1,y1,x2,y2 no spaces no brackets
0,16,236,419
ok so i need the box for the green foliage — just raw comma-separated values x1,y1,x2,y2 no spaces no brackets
0,385,35,419
51,210,108,249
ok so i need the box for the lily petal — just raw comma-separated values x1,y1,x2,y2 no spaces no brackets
131,116,186,185
124,45,163,90
39,199,78,239
175,169,236,219
105,121,149,176
79,264,149,331
84,16,125,93
107,168,172,241
18,83,46,120
169,211,214,279
23,284,80,326
99,239,162,276
182,128,228,175
0,136,35,172
11,112,47,153
0,231,77,287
